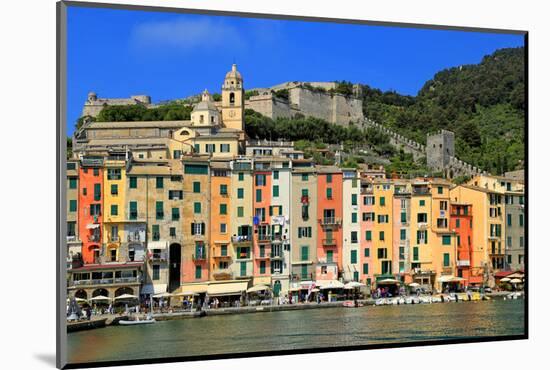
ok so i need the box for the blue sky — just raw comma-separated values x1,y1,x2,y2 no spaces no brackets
66,6,524,136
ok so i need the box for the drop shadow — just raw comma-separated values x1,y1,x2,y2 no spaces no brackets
34,353,56,367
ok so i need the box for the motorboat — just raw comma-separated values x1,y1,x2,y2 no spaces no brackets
119,314,156,325
343,300,364,308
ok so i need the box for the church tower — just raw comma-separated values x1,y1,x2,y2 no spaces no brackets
221,64,244,131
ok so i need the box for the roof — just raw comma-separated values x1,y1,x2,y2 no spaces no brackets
193,100,218,112
225,64,242,81
87,120,191,129
316,165,342,174
85,137,172,146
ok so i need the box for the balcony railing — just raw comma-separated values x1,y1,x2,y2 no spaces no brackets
236,253,251,260
88,235,101,242
258,234,271,242
417,222,428,229
212,253,231,259
322,239,337,247
292,273,314,281
232,235,252,244
127,234,144,242
73,276,139,286
319,217,342,226
108,234,120,243
212,269,233,280
150,252,168,262
270,253,283,260
192,253,207,261
457,260,470,267
66,235,78,242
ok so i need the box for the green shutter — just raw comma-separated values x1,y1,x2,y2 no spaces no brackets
237,188,244,199
442,235,451,245
366,231,371,241
327,250,333,262
413,247,419,261
69,178,77,189
438,186,443,194
220,204,227,215
260,261,266,274
351,250,357,264
195,265,202,279
443,253,450,267
220,184,227,195
152,225,160,241
156,177,163,189
420,200,425,206
364,248,370,257
156,201,163,219
194,202,201,213
240,262,247,276
273,185,279,197
193,181,201,193
129,177,137,188
380,196,385,206
93,183,101,201
363,263,369,274
273,171,279,180
301,246,309,261
111,204,118,216
352,194,357,205
327,174,332,183
172,208,179,220
237,206,244,217
401,212,406,223
185,164,208,175
326,188,332,199
111,184,118,195
69,200,77,212
238,172,244,181
400,229,406,240
352,213,357,223
256,189,262,202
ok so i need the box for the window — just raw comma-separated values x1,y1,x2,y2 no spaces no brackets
90,204,101,216
301,265,308,280
363,263,369,274
379,231,385,241
352,194,358,205
302,174,309,181
377,248,387,259
255,174,266,186
205,144,216,153
439,201,448,210
129,177,137,188
364,248,370,257
301,246,309,261
326,187,333,199
399,246,405,260
417,213,428,223
67,163,76,170
69,200,77,212
152,225,160,241
443,253,450,267
129,201,137,220
365,230,372,241
419,200,425,206
413,247,419,261
152,265,160,280
298,227,312,238
519,214,524,227
193,182,201,193
437,218,448,228
363,212,375,222
351,213,357,223
67,222,76,237
93,183,101,201
111,204,118,216
220,144,230,153
417,230,428,244
111,184,118,195
238,172,244,181
156,177,163,189
442,235,452,245
237,206,244,217
93,168,99,176
69,178,77,189
507,214,512,226
156,201,164,220
438,186,443,194
168,190,183,200
401,212,407,223
377,215,389,223
220,184,228,195
520,237,524,248
327,174,332,183
256,189,262,202
351,231,358,243
194,202,201,214
507,236,512,247
457,235,461,247
260,261,266,274
364,196,375,205
107,169,121,180
172,208,180,221
195,265,202,279
273,185,279,197
456,219,461,228
351,250,357,264
220,204,227,215
170,227,176,237
235,188,243,199
400,229,406,240
220,223,227,233
273,170,279,180
191,222,205,236
379,196,385,206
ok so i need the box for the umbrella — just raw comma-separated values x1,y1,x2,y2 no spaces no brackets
311,288,320,293
319,280,344,289
153,292,173,298
247,284,271,293
66,297,87,303
510,278,523,284
500,277,511,282
114,293,138,300
378,278,400,284
174,291,197,297
89,295,112,301
344,281,366,289
408,282,420,287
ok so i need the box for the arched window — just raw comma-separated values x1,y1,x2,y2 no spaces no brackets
230,93,235,105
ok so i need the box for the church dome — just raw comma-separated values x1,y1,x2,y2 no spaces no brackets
193,89,218,112
225,64,242,81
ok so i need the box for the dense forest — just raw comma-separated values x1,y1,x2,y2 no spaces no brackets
360,47,525,174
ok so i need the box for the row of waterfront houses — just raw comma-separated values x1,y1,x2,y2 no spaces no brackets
66,64,524,303
66,153,525,301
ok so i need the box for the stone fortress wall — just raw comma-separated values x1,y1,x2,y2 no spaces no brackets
245,81,364,126
82,92,155,118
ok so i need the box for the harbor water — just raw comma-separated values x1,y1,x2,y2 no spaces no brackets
67,299,524,365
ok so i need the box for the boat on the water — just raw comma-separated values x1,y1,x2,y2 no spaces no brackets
119,314,156,325
343,300,364,307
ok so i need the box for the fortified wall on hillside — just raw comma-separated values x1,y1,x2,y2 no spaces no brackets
245,82,364,126
81,92,155,117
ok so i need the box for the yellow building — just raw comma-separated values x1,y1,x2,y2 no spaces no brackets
102,158,126,263
221,64,245,132
371,179,395,280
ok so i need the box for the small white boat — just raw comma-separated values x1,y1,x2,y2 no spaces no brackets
375,298,387,306
119,315,156,325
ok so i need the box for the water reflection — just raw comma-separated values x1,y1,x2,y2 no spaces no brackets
68,299,524,364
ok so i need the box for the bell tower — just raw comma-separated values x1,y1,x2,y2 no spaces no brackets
221,64,244,131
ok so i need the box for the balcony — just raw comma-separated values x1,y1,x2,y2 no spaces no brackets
441,267,454,275
127,234,144,243
66,235,78,243
319,217,342,226
212,269,233,280
192,253,207,262
457,260,470,267
488,235,501,241
270,252,284,260
232,235,252,244
292,273,314,281
149,252,168,262
322,239,337,247
361,187,373,194
413,187,430,195
108,234,120,243
257,234,271,242
212,253,232,260
72,276,139,286
255,253,271,260
87,234,101,243
417,222,428,230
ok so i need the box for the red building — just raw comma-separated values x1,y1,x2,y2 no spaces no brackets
451,202,474,284
316,167,343,280
78,158,104,264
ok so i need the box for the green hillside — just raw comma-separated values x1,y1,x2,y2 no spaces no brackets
361,46,525,174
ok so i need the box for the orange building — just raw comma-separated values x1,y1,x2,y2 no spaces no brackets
252,170,272,280
210,162,233,281
451,203,476,284
78,158,104,264
316,166,343,279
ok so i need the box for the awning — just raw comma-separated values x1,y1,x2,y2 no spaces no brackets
86,224,100,229
148,241,168,250
140,284,167,295
254,276,272,285
468,276,484,284
377,278,400,284
317,280,344,289
178,283,209,295
247,284,271,293
207,281,249,296
438,276,466,283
